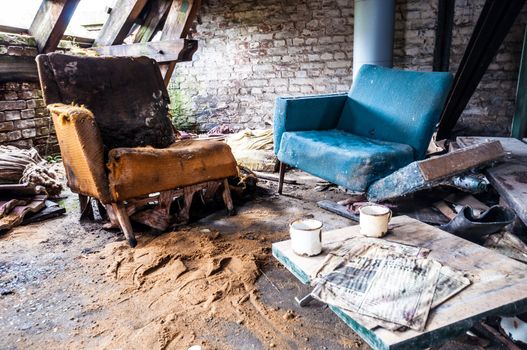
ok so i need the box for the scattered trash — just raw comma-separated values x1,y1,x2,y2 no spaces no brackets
367,141,504,202
448,174,489,193
0,145,63,196
484,231,527,263
457,137,527,227
440,206,516,242
0,184,60,233
499,316,527,346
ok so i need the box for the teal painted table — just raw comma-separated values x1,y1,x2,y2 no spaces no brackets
272,216,527,350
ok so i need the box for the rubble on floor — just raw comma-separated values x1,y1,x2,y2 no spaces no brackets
0,146,65,233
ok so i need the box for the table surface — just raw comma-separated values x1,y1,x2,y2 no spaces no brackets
272,215,527,350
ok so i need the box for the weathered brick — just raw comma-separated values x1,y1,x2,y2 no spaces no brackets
0,121,14,132
21,128,37,138
7,130,21,141
14,119,35,129
21,109,35,119
0,100,26,111
5,110,21,121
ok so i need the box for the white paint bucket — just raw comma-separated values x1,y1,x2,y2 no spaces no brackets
359,204,392,237
290,219,323,256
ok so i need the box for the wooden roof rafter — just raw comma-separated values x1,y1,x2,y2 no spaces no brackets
29,0,81,53
3,0,202,84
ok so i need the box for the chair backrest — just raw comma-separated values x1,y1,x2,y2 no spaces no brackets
36,53,176,150
337,64,453,159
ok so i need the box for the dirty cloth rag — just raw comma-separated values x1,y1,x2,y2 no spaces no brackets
226,129,277,172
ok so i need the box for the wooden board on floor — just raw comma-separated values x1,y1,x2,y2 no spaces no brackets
457,137,527,226
272,215,527,350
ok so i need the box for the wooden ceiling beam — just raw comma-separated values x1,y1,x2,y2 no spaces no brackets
29,0,81,53
94,0,149,47
94,39,198,63
134,0,173,43
159,0,202,85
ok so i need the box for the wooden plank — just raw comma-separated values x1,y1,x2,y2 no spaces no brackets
272,216,527,350
367,141,505,202
317,200,359,221
0,56,38,82
94,0,149,46
159,0,202,84
457,136,527,226
93,39,198,63
29,0,81,53
134,0,172,43
418,141,504,181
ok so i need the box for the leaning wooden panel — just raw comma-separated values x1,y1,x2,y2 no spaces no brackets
272,216,527,350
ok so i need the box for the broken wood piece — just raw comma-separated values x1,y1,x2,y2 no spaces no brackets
444,193,489,212
433,201,457,220
472,321,522,350
317,200,359,221
367,141,505,202
484,231,527,264
0,199,26,218
131,207,171,231
0,194,47,232
457,137,527,227
253,171,298,184
21,202,66,225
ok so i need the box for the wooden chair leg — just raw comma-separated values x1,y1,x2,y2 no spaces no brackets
278,161,286,195
111,203,137,248
79,194,94,220
222,179,235,215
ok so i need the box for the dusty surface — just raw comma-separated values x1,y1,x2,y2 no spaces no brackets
0,169,495,349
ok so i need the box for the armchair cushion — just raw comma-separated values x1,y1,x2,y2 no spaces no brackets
277,130,414,191
106,140,238,201
273,93,348,154
337,65,453,159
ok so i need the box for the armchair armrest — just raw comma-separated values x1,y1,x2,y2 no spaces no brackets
273,93,348,154
48,103,112,203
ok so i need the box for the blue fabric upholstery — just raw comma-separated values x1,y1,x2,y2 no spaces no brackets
273,93,348,154
277,130,414,191
273,64,453,192
338,64,453,159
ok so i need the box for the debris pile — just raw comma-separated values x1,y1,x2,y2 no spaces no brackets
0,146,65,234
0,145,63,196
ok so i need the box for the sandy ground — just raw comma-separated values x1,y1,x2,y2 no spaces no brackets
0,170,492,349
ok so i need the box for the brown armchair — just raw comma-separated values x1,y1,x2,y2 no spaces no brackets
36,53,238,247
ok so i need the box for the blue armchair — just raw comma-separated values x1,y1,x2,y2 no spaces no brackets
273,64,453,193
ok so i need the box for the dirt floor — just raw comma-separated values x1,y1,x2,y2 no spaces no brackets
0,170,494,349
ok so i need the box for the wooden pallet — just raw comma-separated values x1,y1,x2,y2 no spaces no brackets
272,216,527,350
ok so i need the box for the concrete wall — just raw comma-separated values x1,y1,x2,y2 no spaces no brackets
170,0,527,136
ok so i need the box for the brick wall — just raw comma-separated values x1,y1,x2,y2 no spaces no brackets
0,33,57,155
170,0,527,136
